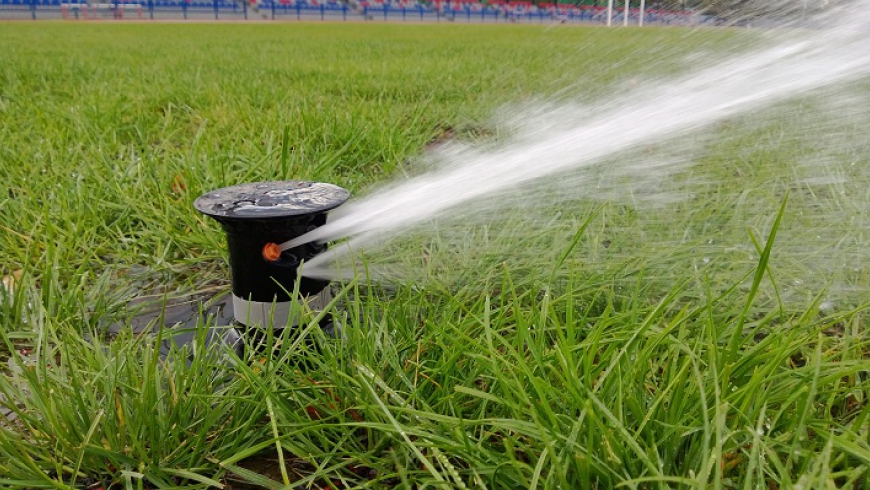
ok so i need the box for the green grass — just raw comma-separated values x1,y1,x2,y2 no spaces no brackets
0,22,869,489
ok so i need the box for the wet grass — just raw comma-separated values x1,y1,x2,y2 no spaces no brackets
0,22,869,489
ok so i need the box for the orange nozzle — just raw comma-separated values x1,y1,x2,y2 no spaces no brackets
262,242,281,262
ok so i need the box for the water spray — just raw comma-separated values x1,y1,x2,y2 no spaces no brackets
279,6,870,281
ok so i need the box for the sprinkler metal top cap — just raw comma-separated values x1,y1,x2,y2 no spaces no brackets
194,181,350,221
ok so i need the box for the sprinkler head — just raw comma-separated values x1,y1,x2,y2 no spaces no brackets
194,181,350,334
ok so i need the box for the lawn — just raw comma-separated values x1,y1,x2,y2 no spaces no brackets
0,22,869,488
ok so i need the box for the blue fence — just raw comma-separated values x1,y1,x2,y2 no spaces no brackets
0,0,713,24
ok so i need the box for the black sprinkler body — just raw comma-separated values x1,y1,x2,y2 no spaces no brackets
194,181,350,332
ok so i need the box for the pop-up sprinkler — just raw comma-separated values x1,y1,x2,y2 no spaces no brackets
194,181,350,340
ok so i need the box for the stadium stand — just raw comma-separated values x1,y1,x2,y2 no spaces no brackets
0,0,714,24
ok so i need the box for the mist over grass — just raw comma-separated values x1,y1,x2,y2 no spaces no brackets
0,23,868,488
